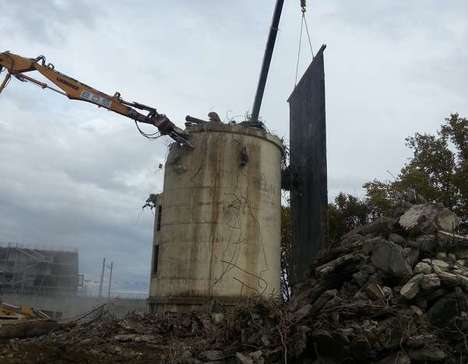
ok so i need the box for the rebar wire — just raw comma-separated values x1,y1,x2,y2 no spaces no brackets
134,120,162,140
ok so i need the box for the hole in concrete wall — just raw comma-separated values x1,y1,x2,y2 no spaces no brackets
152,246,159,275
157,206,162,231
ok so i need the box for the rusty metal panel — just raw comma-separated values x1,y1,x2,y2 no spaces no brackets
288,44,327,283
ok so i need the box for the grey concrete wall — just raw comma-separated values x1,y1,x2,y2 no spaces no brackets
151,123,283,309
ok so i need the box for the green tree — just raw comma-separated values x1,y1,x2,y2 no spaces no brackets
364,114,468,228
281,114,468,287
328,193,370,242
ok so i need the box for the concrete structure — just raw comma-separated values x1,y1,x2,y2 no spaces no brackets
149,123,282,312
0,244,80,296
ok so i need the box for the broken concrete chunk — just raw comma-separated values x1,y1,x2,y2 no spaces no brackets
456,274,468,291
420,274,441,290
376,352,411,364
437,271,459,286
408,347,446,361
430,259,450,272
436,208,460,232
410,305,424,316
315,253,363,279
371,240,412,277
389,233,406,245
414,262,433,274
309,290,338,315
400,274,423,299
453,268,467,276
344,216,396,239
456,259,466,266
382,286,393,298
200,350,224,361
236,352,254,364
366,283,385,300
250,351,263,362
407,334,437,348
399,203,459,234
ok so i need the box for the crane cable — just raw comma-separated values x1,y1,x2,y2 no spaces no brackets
295,0,315,86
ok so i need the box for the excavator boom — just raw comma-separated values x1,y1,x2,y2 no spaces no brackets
0,51,190,146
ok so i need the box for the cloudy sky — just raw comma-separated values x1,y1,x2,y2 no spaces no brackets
0,0,467,294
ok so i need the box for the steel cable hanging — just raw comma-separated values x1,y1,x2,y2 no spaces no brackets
294,1,315,86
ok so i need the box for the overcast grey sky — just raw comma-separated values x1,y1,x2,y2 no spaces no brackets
0,0,467,293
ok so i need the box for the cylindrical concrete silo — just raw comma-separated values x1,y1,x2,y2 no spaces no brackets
149,123,282,311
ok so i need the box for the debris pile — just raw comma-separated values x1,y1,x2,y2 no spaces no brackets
0,302,60,341
286,203,467,363
1,203,468,363
0,302,52,321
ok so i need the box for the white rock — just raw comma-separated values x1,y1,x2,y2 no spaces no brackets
236,352,254,364
399,204,459,233
414,262,433,274
431,259,450,272
456,259,467,267
371,240,412,277
400,274,423,300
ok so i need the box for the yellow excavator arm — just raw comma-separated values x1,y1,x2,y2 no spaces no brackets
0,51,190,146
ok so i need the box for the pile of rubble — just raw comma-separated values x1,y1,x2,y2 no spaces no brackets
1,203,468,363
286,203,467,363
0,303,288,364
0,302,60,342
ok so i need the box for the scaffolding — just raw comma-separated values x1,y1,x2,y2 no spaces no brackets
0,242,82,296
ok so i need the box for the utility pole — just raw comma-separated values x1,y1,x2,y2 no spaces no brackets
98,257,106,298
107,261,113,299
251,0,285,121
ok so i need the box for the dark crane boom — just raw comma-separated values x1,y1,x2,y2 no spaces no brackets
251,0,284,122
